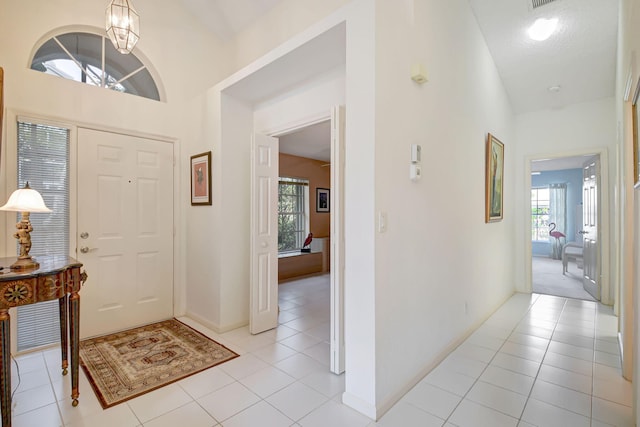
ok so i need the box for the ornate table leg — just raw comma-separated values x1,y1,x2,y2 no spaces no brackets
69,290,80,407
0,309,11,427
59,295,68,376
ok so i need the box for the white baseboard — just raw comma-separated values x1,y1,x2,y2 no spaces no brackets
341,392,377,420
184,310,248,334
373,291,517,420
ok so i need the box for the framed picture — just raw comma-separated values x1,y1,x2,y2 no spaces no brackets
190,151,212,205
485,133,504,223
632,77,640,187
316,188,330,213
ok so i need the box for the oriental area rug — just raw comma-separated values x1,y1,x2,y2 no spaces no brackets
79,318,239,408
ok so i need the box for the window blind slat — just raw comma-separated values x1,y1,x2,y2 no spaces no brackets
16,121,70,352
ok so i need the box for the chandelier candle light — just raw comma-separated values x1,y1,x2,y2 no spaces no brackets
106,0,140,54
0,183,51,271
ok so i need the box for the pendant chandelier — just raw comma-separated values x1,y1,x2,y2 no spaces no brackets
105,0,140,54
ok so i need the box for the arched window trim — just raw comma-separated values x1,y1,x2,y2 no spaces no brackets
29,25,166,102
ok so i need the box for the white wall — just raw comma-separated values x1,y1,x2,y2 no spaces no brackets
184,0,379,416
232,0,352,70
370,0,516,414
0,0,232,318
253,67,345,134
616,0,640,421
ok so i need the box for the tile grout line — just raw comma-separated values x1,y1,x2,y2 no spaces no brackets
442,294,545,425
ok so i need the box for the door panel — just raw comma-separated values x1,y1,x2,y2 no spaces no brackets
582,158,599,300
78,128,174,338
330,105,345,374
250,134,279,334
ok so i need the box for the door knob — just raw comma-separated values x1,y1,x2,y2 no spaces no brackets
578,230,588,234
80,232,89,239
80,246,91,253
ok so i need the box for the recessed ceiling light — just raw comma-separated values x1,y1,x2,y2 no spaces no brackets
548,85,561,93
528,18,558,41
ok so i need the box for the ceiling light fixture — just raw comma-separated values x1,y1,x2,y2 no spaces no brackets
528,17,558,41
548,85,561,93
106,0,140,54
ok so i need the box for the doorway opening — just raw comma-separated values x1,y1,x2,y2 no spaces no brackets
269,110,344,375
528,153,602,301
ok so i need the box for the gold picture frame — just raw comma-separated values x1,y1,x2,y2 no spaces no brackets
485,133,504,223
190,151,212,205
632,77,640,187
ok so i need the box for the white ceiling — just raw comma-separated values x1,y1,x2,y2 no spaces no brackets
179,0,619,159
278,121,332,162
180,0,282,41
468,0,618,114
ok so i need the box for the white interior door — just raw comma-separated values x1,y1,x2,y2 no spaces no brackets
330,105,345,374
582,158,600,300
250,134,279,334
77,128,174,338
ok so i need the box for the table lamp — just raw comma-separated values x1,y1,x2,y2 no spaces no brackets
0,182,51,270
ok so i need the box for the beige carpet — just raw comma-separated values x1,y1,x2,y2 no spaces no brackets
80,319,239,408
532,256,596,301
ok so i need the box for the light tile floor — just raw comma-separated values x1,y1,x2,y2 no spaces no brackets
9,274,633,426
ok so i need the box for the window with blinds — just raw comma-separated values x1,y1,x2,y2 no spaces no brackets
16,121,70,352
278,177,309,253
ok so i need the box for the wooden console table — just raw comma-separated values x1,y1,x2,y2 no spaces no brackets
0,256,86,427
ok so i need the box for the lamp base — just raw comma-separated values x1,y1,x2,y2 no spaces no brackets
10,256,39,271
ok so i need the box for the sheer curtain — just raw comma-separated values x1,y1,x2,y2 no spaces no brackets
548,183,567,259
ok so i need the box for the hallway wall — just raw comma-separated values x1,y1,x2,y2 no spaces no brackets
371,0,516,415
616,0,640,421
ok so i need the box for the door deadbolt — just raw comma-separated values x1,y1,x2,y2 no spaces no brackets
80,232,89,239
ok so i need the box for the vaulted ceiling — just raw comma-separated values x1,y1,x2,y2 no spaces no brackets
468,0,618,114
179,0,619,163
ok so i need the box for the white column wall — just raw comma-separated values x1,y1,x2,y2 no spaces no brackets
371,0,516,416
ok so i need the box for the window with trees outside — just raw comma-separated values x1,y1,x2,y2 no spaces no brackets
31,31,160,101
278,177,309,253
532,187,550,241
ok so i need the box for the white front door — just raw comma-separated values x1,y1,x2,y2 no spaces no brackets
250,134,279,334
582,158,600,300
77,128,174,338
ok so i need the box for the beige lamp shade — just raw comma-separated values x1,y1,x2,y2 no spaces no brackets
0,183,51,213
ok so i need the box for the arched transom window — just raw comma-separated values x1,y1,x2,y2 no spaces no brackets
31,31,161,101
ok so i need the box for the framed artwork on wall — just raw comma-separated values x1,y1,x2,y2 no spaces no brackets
632,77,640,187
485,133,504,223
316,188,330,213
190,151,212,205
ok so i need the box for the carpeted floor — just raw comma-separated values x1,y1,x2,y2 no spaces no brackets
79,318,239,408
532,256,596,301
